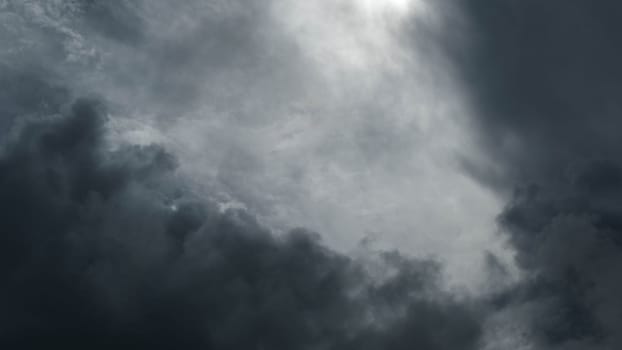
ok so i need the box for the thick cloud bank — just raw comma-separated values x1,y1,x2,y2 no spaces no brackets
0,0,507,287
13,0,622,348
456,1,622,348
0,93,482,348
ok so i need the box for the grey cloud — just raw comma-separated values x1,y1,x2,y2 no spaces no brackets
0,1,521,347
453,0,622,348
79,0,145,45
454,0,622,188
0,82,484,348
496,183,622,349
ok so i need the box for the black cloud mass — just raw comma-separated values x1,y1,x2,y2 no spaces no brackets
457,0,622,349
0,0,486,341
0,93,483,348
6,0,622,349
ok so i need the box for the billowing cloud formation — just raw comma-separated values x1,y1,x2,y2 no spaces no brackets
456,1,622,348
1,0,508,288
15,0,614,348
0,86,484,347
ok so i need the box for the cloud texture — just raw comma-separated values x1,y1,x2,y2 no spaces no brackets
455,1,622,348
0,2,491,347
8,0,622,349
0,0,505,280
0,93,484,348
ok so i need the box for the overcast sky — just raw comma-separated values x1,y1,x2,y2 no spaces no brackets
3,1,622,349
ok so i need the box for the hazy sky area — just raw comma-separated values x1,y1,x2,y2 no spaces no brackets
3,1,622,349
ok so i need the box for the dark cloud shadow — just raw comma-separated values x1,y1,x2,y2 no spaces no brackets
0,92,483,349
452,1,622,348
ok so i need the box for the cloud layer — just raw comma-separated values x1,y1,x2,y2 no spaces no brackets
8,0,622,348
0,3,492,347
455,1,622,348
2,0,508,288
0,93,483,348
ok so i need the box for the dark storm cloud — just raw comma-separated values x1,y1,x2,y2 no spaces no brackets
0,91,483,348
0,67,69,132
456,0,622,188
455,1,622,348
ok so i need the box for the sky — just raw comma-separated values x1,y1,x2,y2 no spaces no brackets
2,1,622,349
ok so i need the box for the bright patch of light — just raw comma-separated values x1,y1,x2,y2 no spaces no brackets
354,0,420,16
